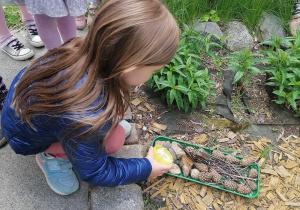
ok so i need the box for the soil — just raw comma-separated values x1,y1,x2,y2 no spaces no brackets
129,47,300,209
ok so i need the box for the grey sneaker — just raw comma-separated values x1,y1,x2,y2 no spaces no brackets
293,1,300,19
0,129,7,147
25,20,44,47
1,36,34,61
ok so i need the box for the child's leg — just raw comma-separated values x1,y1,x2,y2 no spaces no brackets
18,6,33,22
44,124,126,158
19,6,44,48
105,124,126,155
56,15,76,43
34,14,62,50
44,142,68,159
0,5,11,42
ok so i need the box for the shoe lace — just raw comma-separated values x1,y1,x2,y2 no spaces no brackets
28,25,38,36
10,39,24,51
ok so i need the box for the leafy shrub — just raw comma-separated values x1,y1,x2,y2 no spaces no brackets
148,24,216,112
259,32,300,117
200,10,220,23
3,6,22,28
226,47,264,85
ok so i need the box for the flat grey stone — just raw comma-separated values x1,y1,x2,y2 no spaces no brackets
123,108,132,120
256,13,287,43
112,144,147,159
90,145,147,210
90,184,144,210
193,22,223,51
125,123,141,145
224,21,254,51
194,21,223,38
0,146,89,210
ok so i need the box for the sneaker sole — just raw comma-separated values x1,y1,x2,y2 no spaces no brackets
292,13,300,19
1,49,34,61
35,154,69,196
0,136,6,147
29,40,44,48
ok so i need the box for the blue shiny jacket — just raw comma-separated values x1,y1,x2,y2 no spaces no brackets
1,67,152,187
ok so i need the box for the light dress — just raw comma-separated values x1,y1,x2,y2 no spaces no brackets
1,0,89,17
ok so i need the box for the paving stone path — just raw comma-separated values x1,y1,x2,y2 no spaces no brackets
0,29,144,210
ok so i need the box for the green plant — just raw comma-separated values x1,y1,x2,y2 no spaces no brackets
226,47,265,94
259,33,300,117
164,0,293,32
148,24,216,112
258,145,274,158
260,34,292,51
3,6,22,27
200,10,220,23
144,197,158,210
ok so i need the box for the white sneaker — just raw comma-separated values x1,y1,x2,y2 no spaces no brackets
25,20,44,48
1,36,34,61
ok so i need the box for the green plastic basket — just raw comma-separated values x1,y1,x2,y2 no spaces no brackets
151,136,260,198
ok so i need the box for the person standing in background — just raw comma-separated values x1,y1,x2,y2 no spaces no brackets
0,4,43,60
2,0,88,50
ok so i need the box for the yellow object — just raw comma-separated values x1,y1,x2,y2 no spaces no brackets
153,144,173,165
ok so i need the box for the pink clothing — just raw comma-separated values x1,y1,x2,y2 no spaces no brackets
34,14,76,50
0,5,11,42
44,124,126,159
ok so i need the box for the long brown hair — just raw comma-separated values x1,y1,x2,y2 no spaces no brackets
12,0,179,149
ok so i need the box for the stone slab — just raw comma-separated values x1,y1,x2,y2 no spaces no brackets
0,145,89,210
112,144,147,159
0,28,91,210
91,144,147,210
125,123,141,145
90,184,144,210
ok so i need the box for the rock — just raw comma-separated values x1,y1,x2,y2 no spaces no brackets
193,22,223,50
191,169,200,180
112,144,147,159
169,163,181,175
125,123,141,145
91,184,144,210
171,142,185,159
123,107,132,120
224,21,254,51
194,22,223,38
168,147,178,164
164,141,171,150
256,13,287,43
154,141,165,146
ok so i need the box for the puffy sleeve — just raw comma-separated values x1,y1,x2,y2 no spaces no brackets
56,118,152,187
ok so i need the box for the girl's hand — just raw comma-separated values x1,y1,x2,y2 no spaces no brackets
145,146,172,179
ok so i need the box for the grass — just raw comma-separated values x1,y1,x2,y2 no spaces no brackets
164,0,294,32
2,6,22,28
3,1,294,32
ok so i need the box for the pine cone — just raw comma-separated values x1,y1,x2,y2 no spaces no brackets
241,157,256,166
246,180,257,190
210,168,222,183
191,169,200,180
209,168,218,174
193,147,209,158
198,172,212,183
222,180,237,191
248,168,258,178
212,150,226,160
225,155,240,164
237,184,251,194
194,163,208,172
